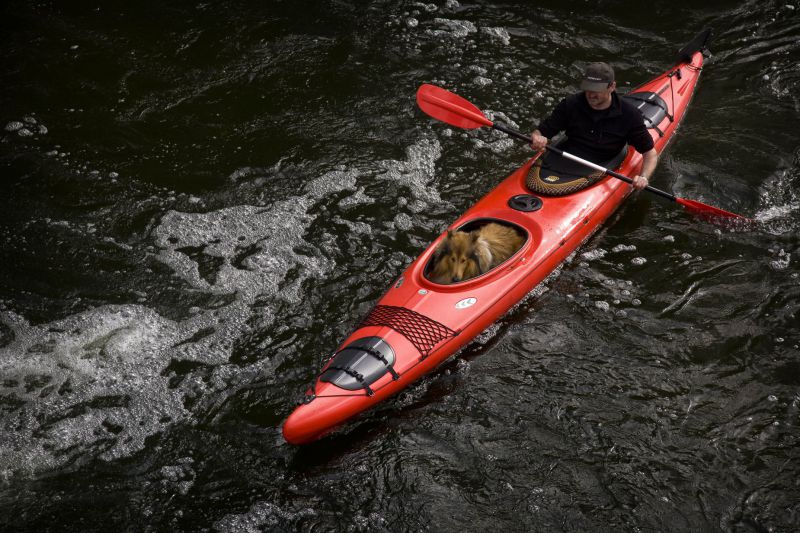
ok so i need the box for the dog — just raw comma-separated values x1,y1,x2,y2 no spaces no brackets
429,222,525,284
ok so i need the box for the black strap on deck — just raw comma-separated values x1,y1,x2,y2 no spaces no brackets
340,346,400,381
325,365,375,396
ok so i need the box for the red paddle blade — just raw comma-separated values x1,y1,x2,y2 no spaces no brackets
416,84,493,129
677,198,753,226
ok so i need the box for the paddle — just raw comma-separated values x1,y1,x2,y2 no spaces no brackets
416,83,751,224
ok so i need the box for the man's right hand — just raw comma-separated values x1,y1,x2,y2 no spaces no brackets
530,132,548,151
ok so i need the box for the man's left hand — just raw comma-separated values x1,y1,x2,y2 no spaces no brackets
632,175,649,190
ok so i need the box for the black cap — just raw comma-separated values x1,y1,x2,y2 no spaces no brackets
580,62,615,91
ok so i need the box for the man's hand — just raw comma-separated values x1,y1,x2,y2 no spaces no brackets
632,175,649,190
530,131,548,151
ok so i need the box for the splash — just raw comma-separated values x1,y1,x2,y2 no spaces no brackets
754,161,800,235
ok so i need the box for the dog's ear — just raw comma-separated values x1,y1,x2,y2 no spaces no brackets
436,236,451,256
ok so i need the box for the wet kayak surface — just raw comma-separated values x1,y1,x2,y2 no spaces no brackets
1,1,799,531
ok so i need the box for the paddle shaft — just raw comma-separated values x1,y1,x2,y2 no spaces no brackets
491,122,678,202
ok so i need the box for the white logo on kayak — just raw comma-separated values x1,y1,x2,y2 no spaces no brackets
455,297,477,309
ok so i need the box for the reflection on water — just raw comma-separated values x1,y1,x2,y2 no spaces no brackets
1,0,799,530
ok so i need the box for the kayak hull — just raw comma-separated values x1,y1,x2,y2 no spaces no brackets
283,49,706,445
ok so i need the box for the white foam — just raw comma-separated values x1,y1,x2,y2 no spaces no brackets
484,110,519,129
160,457,196,495
332,216,372,236
375,137,445,209
581,248,607,261
154,202,333,303
755,166,799,234
481,27,511,45
612,244,637,253
0,305,188,477
755,201,800,235
151,153,387,304
338,186,374,209
394,213,414,231
5,117,47,137
429,18,477,38
214,501,317,532
471,323,500,346
471,136,514,154
0,138,449,478
770,249,791,270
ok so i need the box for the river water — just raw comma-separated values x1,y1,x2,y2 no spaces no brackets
1,1,799,531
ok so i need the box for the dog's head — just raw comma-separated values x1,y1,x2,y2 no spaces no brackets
429,230,482,284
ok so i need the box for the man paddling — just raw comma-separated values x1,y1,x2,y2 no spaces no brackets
529,62,657,191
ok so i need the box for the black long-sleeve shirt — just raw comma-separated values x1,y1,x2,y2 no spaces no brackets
537,91,654,164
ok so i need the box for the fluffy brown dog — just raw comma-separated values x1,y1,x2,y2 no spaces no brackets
429,222,525,284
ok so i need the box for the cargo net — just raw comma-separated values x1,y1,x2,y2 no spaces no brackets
357,305,457,359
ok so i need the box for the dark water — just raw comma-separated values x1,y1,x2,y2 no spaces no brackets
1,0,799,531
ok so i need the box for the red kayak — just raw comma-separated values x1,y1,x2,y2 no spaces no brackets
283,31,713,445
